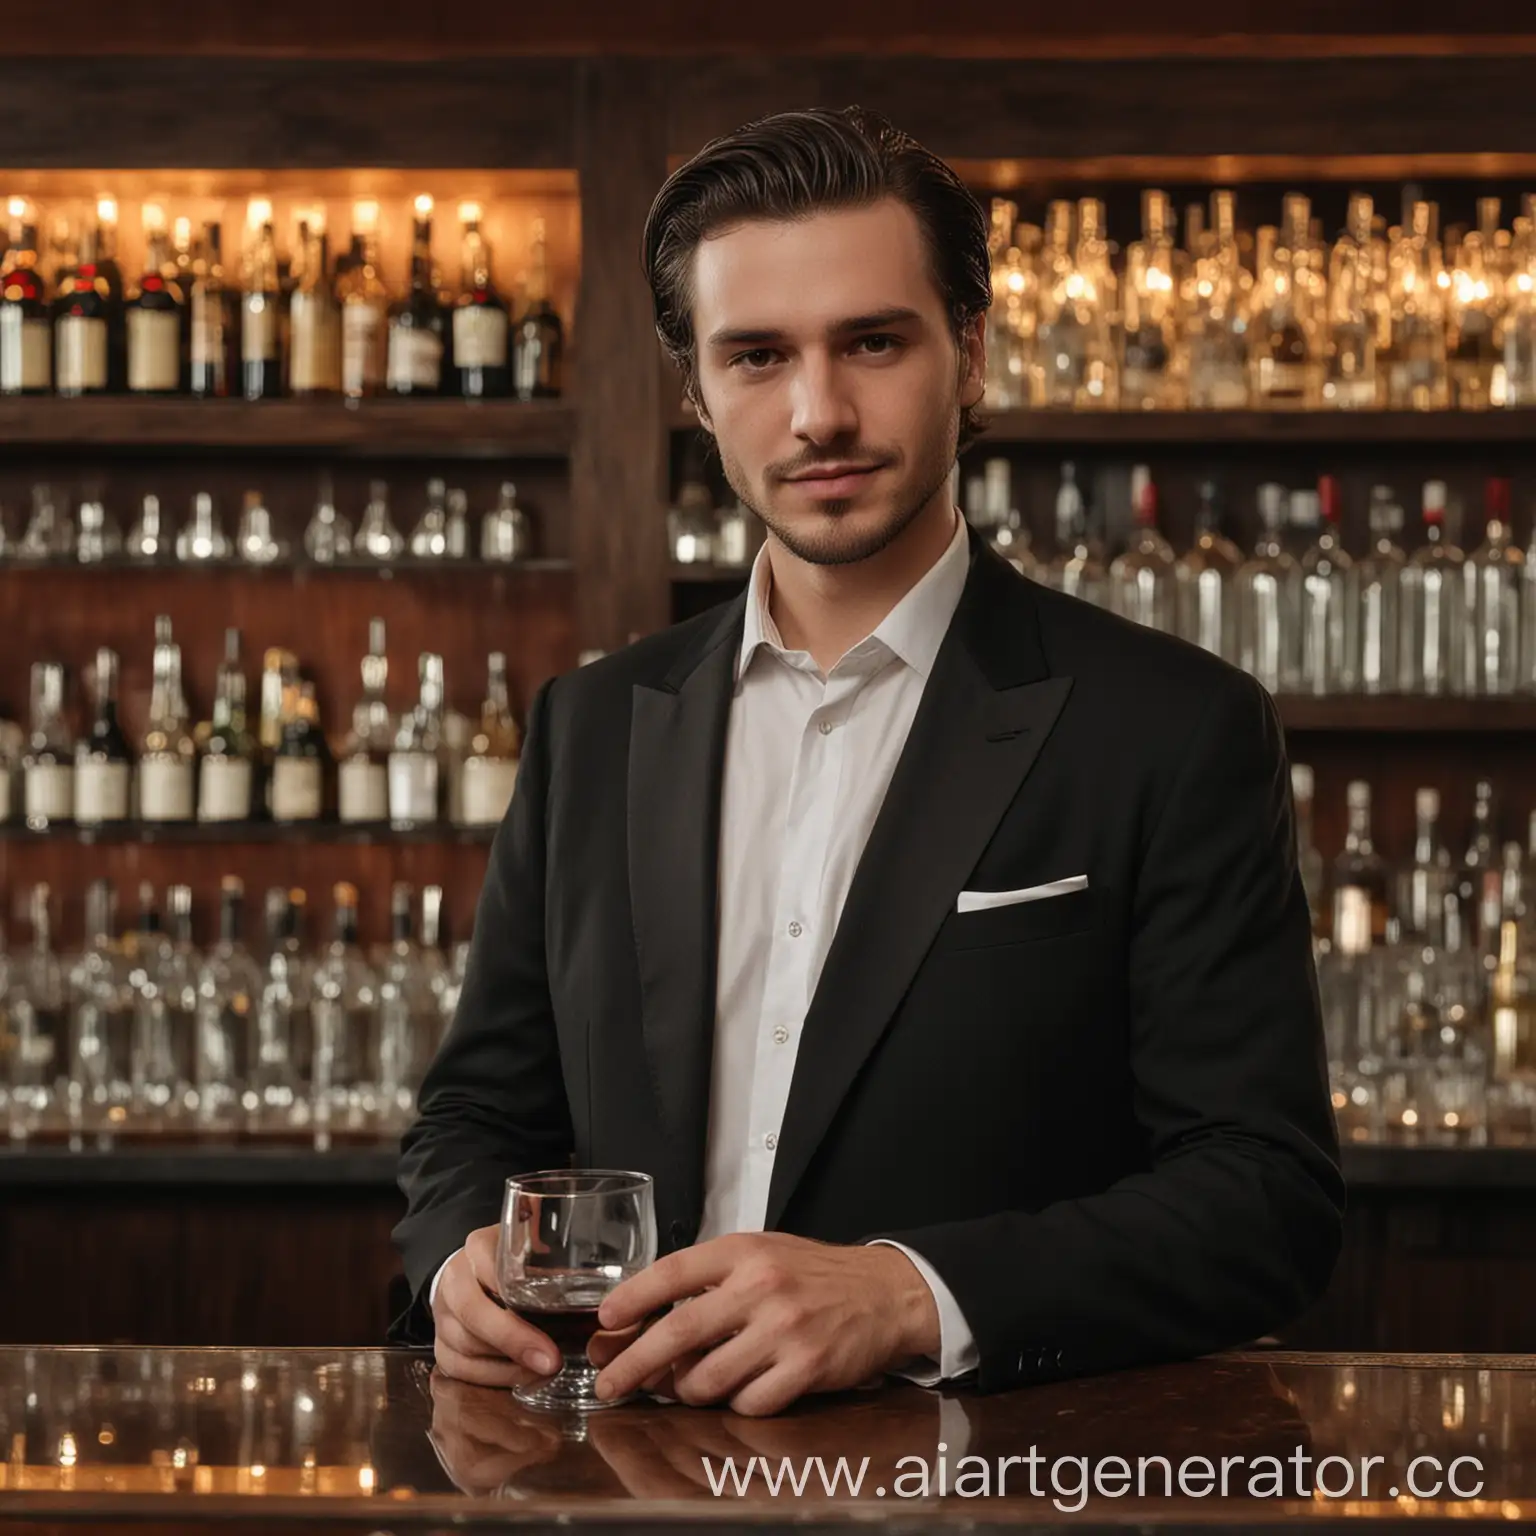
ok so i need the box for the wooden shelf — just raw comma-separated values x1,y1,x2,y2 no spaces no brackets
971,409,1536,447
0,398,576,458
0,556,573,578
0,822,497,846
1276,696,1536,732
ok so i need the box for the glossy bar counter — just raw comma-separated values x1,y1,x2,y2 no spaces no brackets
2,1348,1536,1532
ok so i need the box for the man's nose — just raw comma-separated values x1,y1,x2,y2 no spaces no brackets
789,355,859,443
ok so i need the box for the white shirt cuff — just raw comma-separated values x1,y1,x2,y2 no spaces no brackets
866,1239,979,1383
428,1248,463,1310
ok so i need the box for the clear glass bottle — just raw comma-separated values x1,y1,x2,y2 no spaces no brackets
356,479,405,562
1466,477,1524,695
668,478,718,565
1174,478,1242,660
131,882,199,1130
240,200,282,401
1322,192,1380,409
1235,483,1302,694
338,618,392,825
983,199,1036,409
198,628,255,823
189,220,237,398
458,652,521,828
1249,197,1320,408
1108,465,1174,630
303,471,353,564
1400,479,1468,695
18,483,73,561
310,882,381,1140
338,199,388,399
236,488,286,564
1318,877,1380,1143
1297,477,1360,696
388,653,445,830
1502,214,1536,407
75,496,122,564
452,201,510,398
409,477,450,559
1120,190,1181,410
418,884,450,1040
1036,199,1117,409
1334,779,1391,948
125,493,171,562
1385,202,1448,410
288,210,341,397
444,487,470,559
1489,917,1536,1140
1458,780,1502,963
481,481,532,563
271,679,329,823
1185,189,1251,409
376,882,436,1132
75,647,132,828
1,196,53,395
250,887,313,1134
9,884,66,1138
193,878,263,1132
1447,198,1503,411
1291,763,1327,941
970,457,1034,575
1398,787,1455,943
511,215,564,400
175,491,230,563
67,878,133,1140
138,617,196,823
1046,461,1107,605
126,204,184,395
1357,484,1405,695
22,661,74,830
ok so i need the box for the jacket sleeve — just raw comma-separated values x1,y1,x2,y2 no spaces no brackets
865,670,1344,1392
387,674,574,1344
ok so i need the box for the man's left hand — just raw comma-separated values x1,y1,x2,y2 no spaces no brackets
592,1233,941,1416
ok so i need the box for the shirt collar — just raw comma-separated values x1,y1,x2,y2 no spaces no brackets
736,508,970,686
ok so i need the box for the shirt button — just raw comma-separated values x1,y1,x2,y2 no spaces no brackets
764,1133,778,1151
818,720,834,735
772,1026,789,1045
787,920,802,938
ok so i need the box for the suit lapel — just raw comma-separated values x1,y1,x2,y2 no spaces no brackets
627,597,745,1227
763,540,1072,1231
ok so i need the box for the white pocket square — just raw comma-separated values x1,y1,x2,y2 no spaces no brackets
956,874,1089,914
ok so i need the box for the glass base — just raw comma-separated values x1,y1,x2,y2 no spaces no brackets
511,1360,635,1413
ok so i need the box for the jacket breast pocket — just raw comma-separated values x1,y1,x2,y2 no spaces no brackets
929,884,1099,955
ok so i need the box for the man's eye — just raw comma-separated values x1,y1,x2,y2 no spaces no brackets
854,334,902,355
731,349,778,370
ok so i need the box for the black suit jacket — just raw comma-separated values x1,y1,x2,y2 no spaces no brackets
391,526,1344,1392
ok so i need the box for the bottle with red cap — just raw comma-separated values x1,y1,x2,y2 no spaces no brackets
1467,476,1523,695
1401,479,1469,695
1108,464,1175,632
1298,474,1360,695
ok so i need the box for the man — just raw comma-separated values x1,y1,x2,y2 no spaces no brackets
391,106,1343,1416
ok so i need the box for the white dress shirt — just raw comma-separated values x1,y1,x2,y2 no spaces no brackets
434,509,979,1384
696,507,978,1384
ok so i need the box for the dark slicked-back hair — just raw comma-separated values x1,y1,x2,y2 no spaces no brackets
641,106,991,449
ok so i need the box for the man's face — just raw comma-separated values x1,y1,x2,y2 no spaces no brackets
690,198,984,567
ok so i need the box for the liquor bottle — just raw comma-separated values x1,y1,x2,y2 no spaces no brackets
338,618,392,825
125,493,171,562
1,197,52,395
481,481,533,563
1322,193,1378,409
445,487,470,559
459,652,521,827
1174,480,1242,661
1036,200,1115,409
198,628,256,823
251,886,313,1133
236,489,287,565
512,216,563,400
1398,787,1454,943
418,884,450,1026
1108,466,1174,630
74,647,132,827
189,222,237,398
241,200,282,400
9,884,66,1136
175,491,231,563
409,478,450,558
970,458,1034,576
1467,477,1523,695
1119,190,1180,410
271,678,329,823
1447,198,1502,410
1458,780,1501,959
377,881,435,1130
288,210,341,396
193,877,263,1131
452,202,510,397
1290,764,1326,939
387,194,447,396
1334,780,1390,946
75,497,122,564
310,881,382,1138
1356,485,1405,695
338,199,388,399
303,471,353,564
1400,480,1468,695
132,882,198,1128
22,662,73,830
1489,918,1536,1139
54,223,114,397
92,195,125,308
1235,482,1302,695
256,647,291,813
17,483,73,561
1046,461,1107,605
139,617,196,822
357,479,405,561
1249,198,1319,408
1297,476,1360,696
983,199,1035,409
1185,189,1250,410
126,204,184,395
388,653,444,830
68,878,134,1138
1504,214,1536,407
1385,202,1448,411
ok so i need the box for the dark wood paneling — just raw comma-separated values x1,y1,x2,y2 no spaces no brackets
569,60,671,651
0,58,577,169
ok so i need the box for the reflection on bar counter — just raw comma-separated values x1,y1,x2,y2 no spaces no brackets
966,460,1536,697
1293,768,1536,1145
983,186,1536,412
0,878,464,1145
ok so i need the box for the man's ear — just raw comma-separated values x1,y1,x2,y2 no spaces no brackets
958,313,986,410
687,382,715,436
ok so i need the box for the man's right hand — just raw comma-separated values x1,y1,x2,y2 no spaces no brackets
432,1226,561,1387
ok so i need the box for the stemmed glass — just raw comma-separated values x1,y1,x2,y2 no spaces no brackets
496,1170,656,1412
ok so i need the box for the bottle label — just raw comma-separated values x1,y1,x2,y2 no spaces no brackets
0,310,51,391
386,325,443,391
271,758,323,821
342,302,386,394
338,758,388,822
242,297,278,362
198,757,252,821
75,760,131,823
388,752,439,823
56,315,108,392
24,762,74,822
460,757,518,826
290,294,340,393
127,309,181,392
139,758,195,821
453,306,507,369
